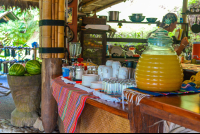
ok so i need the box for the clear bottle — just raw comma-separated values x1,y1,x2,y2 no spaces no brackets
135,28,184,92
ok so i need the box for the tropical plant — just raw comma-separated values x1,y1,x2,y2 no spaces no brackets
0,7,39,61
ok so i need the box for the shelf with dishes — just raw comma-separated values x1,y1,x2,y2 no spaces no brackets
107,21,188,25
106,56,140,59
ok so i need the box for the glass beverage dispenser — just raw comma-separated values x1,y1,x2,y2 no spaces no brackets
135,28,183,92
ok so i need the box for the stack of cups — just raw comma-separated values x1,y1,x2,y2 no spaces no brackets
98,65,106,81
112,61,121,78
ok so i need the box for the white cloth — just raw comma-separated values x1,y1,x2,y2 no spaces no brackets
163,121,199,133
74,84,94,93
61,77,76,84
93,90,121,103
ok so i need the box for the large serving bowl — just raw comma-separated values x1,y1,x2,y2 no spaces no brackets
131,13,143,17
146,18,158,22
129,16,145,22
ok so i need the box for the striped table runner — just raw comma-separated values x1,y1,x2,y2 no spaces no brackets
52,76,97,133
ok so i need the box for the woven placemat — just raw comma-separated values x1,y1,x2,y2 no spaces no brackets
80,104,130,133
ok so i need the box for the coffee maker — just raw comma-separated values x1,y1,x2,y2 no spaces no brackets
69,42,82,65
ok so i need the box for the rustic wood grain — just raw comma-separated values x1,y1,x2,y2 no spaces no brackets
41,59,62,133
128,96,163,133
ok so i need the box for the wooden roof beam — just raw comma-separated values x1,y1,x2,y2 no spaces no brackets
82,0,102,7
96,0,124,12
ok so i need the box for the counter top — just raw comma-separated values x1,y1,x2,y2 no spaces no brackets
129,92,200,132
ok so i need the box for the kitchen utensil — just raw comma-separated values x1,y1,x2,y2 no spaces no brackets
146,18,158,22
108,11,120,21
129,16,145,22
82,74,98,87
69,42,82,63
91,81,102,89
191,17,199,33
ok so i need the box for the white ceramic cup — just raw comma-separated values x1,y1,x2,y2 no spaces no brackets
112,61,121,78
103,66,113,79
106,60,113,67
118,67,128,79
98,65,106,81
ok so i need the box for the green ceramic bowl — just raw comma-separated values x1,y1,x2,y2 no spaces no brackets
129,16,145,22
146,18,158,22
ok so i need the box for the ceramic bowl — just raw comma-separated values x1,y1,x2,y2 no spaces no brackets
146,18,158,22
129,16,145,22
82,74,98,87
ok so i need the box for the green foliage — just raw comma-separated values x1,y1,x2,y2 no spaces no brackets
0,7,39,61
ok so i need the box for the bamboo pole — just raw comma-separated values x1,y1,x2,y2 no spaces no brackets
42,0,52,58
58,0,65,58
39,0,43,59
55,0,58,58
182,0,188,37
52,0,55,58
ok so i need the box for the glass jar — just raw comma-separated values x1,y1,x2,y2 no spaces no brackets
75,64,84,80
135,28,183,92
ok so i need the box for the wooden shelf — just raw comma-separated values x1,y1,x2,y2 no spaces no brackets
107,21,158,24
107,38,147,43
106,56,140,59
107,21,188,25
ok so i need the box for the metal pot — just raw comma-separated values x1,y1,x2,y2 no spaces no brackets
108,11,120,21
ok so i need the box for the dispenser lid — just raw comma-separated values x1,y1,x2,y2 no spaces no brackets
148,28,173,45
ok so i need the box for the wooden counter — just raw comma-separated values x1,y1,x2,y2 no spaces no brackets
56,64,200,133
128,93,200,133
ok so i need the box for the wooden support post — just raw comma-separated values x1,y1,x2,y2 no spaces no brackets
128,96,163,133
182,0,188,37
41,59,62,133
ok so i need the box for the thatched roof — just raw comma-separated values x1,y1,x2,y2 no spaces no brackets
0,0,124,13
81,0,125,13
0,0,39,11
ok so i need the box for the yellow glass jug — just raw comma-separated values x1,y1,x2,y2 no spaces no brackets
135,28,183,92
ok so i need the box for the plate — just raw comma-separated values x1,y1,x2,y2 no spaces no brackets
111,46,123,56
126,51,133,57
91,81,102,89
